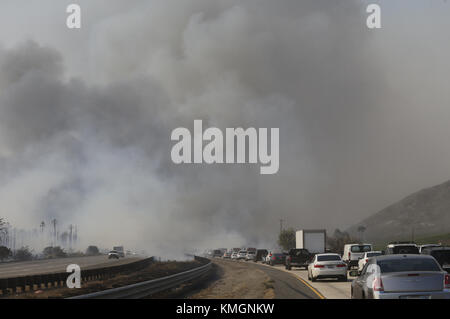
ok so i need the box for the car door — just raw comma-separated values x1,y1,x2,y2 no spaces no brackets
353,262,369,298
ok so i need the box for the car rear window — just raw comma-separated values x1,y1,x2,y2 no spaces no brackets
317,255,341,261
274,253,284,257
392,246,419,254
430,251,450,266
351,245,372,253
377,258,441,273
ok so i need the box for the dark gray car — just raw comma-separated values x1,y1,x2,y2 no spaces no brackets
351,254,450,299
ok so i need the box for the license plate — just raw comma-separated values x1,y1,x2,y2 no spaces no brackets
400,295,431,299
327,265,334,268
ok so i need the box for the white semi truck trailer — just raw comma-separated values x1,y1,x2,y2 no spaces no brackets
295,229,326,254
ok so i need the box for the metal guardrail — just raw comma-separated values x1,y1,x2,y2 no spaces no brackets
68,257,212,299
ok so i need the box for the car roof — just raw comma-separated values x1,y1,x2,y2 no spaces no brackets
387,243,417,247
372,254,435,261
424,246,450,251
345,243,372,247
315,253,340,257
365,251,382,254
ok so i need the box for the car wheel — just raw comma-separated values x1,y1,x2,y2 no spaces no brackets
270,261,274,266
308,271,311,280
311,275,317,282
341,276,348,282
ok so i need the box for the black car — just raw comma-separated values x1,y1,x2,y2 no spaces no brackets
285,248,311,270
255,249,268,262
385,243,419,255
421,246,450,273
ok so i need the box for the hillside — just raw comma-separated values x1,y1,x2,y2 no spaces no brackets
348,180,450,243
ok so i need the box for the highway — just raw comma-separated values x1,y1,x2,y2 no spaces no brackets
0,256,141,279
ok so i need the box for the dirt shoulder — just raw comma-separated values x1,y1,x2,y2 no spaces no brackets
188,259,274,299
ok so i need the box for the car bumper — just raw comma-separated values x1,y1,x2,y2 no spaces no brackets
288,262,308,267
312,268,347,278
374,290,450,299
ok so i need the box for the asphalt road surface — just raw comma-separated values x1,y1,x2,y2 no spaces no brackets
0,256,142,279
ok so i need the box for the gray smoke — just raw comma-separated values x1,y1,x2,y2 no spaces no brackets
0,0,449,257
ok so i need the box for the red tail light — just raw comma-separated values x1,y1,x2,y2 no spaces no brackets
272,256,276,260
445,274,450,289
314,264,325,268
337,264,346,268
373,277,384,292
348,252,351,260
365,259,368,263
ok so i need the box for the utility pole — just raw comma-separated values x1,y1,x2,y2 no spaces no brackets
69,224,73,250
52,219,57,247
279,219,284,235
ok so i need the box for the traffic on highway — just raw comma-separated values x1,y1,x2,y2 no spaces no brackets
204,232,450,299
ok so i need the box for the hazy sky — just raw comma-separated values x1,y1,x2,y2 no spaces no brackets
0,1,449,256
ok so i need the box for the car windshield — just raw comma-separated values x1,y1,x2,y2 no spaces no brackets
351,245,372,252
392,246,419,254
377,258,441,273
317,255,341,261
430,251,450,266
367,252,382,257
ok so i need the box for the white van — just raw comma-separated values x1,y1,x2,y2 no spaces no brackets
342,244,372,269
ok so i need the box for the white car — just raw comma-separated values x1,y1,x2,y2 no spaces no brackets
308,253,348,282
237,250,247,260
231,252,238,259
358,251,383,274
108,250,120,259
245,251,256,261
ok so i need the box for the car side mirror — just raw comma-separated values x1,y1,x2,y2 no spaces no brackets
349,270,359,277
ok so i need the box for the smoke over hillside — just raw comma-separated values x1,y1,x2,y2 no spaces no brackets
0,1,449,257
